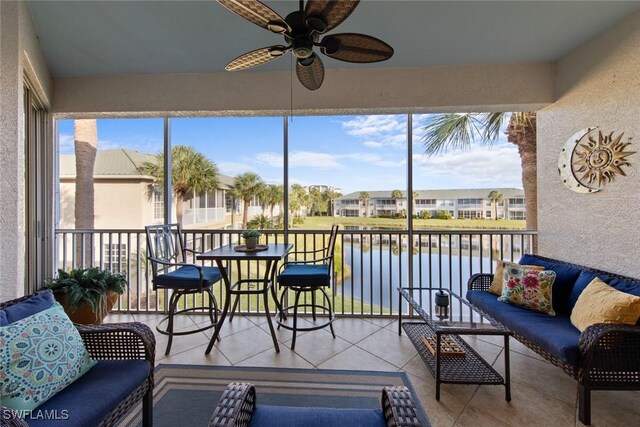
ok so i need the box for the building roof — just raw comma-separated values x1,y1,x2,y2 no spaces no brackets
337,188,525,201
60,148,234,189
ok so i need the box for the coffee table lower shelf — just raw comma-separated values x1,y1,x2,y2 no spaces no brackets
402,322,509,400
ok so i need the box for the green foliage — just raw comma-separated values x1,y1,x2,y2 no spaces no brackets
419,210,432,219
434,210,453,220
45,267,127,311
240,229,262,239
247,214,274,230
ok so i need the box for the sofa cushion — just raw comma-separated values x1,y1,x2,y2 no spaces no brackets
519,254,583,315
467,290,581,366
248,404,386,427
498,266,556,315
570,277,640,332
568,270,640,314
154,265,222,289
278,264,331,287
0,302,97,411
489,261,544,295
0,291,55,326
27,360,151,426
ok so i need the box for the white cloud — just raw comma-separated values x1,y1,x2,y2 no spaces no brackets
362,140,383,148
341,115,405,137
218,161,256,176
254,151,343,170
412,144,522,188
59,133,74,154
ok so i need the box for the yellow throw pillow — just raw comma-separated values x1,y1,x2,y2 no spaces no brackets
489,261,544,295
570,277,640,332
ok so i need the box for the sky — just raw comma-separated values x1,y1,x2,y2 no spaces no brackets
57,114,522,195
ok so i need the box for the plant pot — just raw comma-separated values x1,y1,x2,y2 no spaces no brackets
245,237,258,250
57,291,119,324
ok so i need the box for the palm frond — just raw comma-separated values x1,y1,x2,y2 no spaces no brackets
480,112,507,142
421,114,480,155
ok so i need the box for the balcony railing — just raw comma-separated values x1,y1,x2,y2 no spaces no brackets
53,228,536,317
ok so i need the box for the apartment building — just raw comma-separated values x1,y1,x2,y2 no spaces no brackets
335,188,526,220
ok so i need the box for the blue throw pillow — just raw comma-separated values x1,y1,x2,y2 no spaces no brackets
0,291,55,326
0,302,97,411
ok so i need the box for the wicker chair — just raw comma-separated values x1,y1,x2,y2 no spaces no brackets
208,382,422,427
0,294,155,427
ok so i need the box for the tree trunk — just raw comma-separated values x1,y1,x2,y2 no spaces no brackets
176,194,184,226
74,119,97,267
506,112,538,233
242,200,250,229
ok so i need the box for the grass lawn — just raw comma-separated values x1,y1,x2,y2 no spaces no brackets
295,216,526,230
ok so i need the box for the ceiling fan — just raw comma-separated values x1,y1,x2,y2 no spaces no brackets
218,0,394,90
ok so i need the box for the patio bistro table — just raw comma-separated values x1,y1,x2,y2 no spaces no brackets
198,243,293,354
398,286,511,401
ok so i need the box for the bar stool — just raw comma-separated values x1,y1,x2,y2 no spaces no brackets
276,225,339,350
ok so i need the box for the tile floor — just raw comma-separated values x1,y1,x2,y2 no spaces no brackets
106,313,639,427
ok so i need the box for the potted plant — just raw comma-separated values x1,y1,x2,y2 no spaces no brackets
45,267,127,324
240,229,262,250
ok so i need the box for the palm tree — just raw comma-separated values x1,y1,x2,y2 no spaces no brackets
421,112,537,229
391,189,403,217
233,172,265,229
140,145,219,225
289,184,307,225
412,191,419,216
74,119,98,265
260,184,282,219
323,189,341,216
359,191,370,217
488,190,504,221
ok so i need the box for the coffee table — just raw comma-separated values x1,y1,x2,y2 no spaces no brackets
398,286,511,401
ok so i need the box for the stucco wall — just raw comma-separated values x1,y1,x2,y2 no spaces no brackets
537,11,640,278
0,1,52,301
52,63,554,117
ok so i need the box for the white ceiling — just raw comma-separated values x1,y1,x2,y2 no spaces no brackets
27,1,640,78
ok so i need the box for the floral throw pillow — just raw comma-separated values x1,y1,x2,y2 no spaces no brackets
498,265,557,315
0,302,97,411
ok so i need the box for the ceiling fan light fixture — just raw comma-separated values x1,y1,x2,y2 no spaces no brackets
320,36,341,56
267,20,288,33
269,46,287,56
292,38,314,59
305,15,327,33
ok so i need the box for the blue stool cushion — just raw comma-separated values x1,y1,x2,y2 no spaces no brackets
248,404,386,427
467,290,581,367
154,265,222,289
278,264,331,287
28,360,151,426
0,291,55,326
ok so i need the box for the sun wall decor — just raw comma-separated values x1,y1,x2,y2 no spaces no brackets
558,127,635,193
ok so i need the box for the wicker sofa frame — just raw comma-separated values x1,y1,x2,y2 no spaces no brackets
0,294,156,427
208,382,423,427
467,255,640,425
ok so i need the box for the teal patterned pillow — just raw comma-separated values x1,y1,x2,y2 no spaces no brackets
0,302,97,411
498,265,557,315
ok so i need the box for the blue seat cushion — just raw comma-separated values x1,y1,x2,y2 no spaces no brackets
27,360,151,426
0,291,55,326
154,265,222,289
519,254,583,315
278,264,331,287
467,290,581,367
248,404,386,427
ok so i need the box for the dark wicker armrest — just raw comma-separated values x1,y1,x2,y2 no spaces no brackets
467,273,494,291
209,383,256,427
381,386,422,427
578,323,640,383
76,322,155,365
1,407,29,426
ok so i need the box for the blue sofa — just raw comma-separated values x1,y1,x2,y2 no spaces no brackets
1,293,155,426
466,254,640,425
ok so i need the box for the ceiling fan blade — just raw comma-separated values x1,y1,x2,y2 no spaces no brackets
217,0,290,33
225,46,289,71
296,54,325,90
305,0,359,33
320,33,393,63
